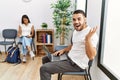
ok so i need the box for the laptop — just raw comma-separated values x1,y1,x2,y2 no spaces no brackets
42,45,67,61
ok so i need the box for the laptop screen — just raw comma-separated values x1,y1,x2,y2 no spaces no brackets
42,45,51,60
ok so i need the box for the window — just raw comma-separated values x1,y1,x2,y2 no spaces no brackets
98,0,120,79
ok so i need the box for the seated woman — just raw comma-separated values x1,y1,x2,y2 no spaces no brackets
17,14,35,62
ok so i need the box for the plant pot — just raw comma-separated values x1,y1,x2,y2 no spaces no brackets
42,27,47,29
41,23,48,29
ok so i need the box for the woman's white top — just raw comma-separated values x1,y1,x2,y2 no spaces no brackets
68,26,98,69
20,23,33,36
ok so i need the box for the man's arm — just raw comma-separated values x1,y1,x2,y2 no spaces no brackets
85,40,96,60
85,27,98,60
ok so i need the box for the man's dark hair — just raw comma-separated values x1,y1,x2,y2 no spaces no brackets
73,10,86,17
21,15,31,24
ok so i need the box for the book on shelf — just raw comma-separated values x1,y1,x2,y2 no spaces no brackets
46,34,51,44
39,33,52,44
42,33,46,43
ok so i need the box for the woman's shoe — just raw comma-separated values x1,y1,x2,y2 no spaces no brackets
22,56,26,63
29,51,35,60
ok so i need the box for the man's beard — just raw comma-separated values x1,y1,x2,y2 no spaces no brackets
74,23,86,31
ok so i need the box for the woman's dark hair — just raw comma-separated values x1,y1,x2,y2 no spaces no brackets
73,10,86,17
21,15,31,24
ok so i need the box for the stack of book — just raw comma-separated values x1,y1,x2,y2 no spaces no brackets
37,33,52,44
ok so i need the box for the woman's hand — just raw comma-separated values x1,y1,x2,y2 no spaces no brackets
26,35,32,38
18,34,22,37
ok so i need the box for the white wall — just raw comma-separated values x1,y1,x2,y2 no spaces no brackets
0,0,75,51
0,0,56,30
87,0,102,28
0,0,56,51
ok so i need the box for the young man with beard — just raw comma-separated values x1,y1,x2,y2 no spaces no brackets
40,10,98,80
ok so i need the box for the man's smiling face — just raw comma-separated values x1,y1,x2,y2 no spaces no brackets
72,13,86,31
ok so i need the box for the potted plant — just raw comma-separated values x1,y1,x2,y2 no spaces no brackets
51,0,73,45
41,22,48,29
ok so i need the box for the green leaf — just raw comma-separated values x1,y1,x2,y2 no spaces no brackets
51,0,73,39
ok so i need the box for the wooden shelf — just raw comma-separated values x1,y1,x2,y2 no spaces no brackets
35,43,54,45
35,29,54,56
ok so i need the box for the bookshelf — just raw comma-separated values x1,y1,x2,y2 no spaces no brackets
35,29,54,56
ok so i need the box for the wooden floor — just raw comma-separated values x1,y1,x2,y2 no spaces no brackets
0,53,84,80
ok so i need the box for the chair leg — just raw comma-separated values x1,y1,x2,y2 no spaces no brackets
32,41,36,54
5,45,6,53
15,41,16,46
29,40,35,53
58,73,60,80
60,74,63,80
84,75,87,80
58,73,63,80
31,43,33,51
0,50,2,55
88,73,92,80
31,43,36,54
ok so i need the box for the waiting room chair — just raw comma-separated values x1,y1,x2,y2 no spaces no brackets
0,29,17,53
55,45,93,80
58,60,93,80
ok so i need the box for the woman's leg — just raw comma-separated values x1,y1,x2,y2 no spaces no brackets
26,46,35,60
19,37,27,62
24,37,35,60
20,37,35,61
